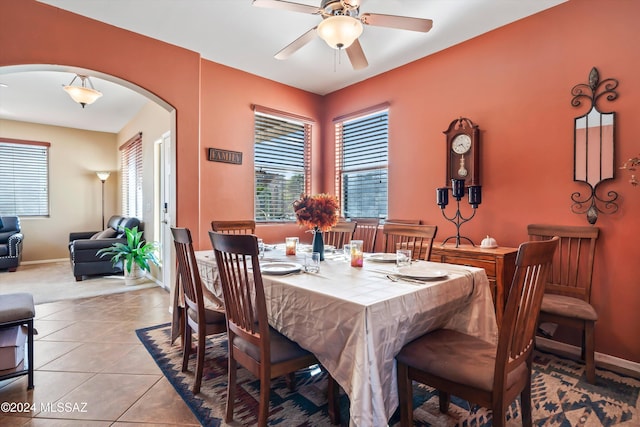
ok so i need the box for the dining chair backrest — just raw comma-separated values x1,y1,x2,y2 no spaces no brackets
351,218,380,253
495,236,559,388
527,224,599,302
527,224,599,383
382,223,438,261
324,221,357,249
385,219,421,224
171,227,207,324
209,232,266,344
211,220,256,235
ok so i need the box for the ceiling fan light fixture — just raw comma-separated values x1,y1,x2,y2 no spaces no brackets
317,15,363,49
63,74,103,108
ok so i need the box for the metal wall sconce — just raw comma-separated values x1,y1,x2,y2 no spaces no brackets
436,179,481,247
570,67,619,224
620,156,640,186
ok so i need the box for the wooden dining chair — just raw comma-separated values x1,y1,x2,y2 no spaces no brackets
396,236,559,427
210,220,256,234
351,218,380,253
323,220,357,248
171,227,226,395
382,223,437,261
385,218,421,224
208,231,340,426
528,224,600,384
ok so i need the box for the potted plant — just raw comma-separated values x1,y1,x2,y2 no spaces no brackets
97,226,159,285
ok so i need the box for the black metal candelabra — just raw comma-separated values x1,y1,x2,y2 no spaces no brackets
436,179,482,247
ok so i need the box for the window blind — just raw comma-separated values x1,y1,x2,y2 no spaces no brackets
120,132,143,219
335,109,388,219
0,139,50,216
254,112,310,221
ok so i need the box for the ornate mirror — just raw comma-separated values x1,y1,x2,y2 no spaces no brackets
570,67,619,224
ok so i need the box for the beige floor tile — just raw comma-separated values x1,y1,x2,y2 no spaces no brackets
34,340,83,369
117,377,200,425
37,321,122,343
23,418,111,426
38,342,137,373
33,319,76,339
0,415,30,426
100,345,162,375
34,373,160,421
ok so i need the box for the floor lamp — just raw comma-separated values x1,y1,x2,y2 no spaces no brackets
96,171,111,229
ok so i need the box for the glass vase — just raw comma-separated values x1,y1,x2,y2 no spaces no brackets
312,226,324,261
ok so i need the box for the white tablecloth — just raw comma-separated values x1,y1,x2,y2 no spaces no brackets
196,248,498,427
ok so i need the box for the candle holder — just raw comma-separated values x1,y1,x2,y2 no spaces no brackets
436,179,481,247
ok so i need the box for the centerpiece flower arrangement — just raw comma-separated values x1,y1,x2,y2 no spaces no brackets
293,193,339,260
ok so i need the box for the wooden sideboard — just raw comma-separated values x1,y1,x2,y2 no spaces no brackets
430,244,518,325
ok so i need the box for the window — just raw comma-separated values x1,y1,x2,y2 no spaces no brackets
335,106,389,219
254,106,311,222
0,139,50,216
120,132,143,219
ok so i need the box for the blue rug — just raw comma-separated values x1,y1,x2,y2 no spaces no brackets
137,323,640,426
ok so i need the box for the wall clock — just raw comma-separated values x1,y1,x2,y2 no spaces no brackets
443,117,480,186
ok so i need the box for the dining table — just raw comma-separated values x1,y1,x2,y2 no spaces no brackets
194,245,498,427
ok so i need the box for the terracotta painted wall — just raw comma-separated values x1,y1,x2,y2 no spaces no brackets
199,60,324,247
322,0,640,362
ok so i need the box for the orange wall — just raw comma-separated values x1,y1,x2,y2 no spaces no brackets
3,0,639,363
323,0,640,362
198,60,324,247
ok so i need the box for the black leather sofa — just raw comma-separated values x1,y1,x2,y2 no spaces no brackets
0,216,24,272
69,215,141,281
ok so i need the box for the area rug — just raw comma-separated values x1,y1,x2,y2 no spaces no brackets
137,323,640,426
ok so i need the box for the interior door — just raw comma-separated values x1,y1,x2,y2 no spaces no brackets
156,131,175,290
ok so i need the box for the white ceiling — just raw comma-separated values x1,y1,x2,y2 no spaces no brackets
0,0,565,134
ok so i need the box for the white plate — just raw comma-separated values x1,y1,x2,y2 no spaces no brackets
260,262,302,275
367,253,397,263
397,266,448,280
299,244,335,252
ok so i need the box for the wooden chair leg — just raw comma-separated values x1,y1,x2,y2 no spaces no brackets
492,400,506,427
327,374,340,425
585,321,596,384
397,362,413,427
521,366,533,427
193,330,205,394
182,324,192,372
258,370,271,427
285,371,296,391
438,390,450,413
225,357,237,423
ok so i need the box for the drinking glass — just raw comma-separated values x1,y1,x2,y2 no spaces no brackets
396,249,412,268
343,244,351,260
257,238,265,259
305,252,321,273
285,237,299,256
350,240,364,267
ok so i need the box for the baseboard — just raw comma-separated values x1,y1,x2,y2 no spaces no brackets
21,258,68,265
536,336,640,379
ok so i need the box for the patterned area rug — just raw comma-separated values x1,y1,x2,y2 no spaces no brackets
137,323,640,426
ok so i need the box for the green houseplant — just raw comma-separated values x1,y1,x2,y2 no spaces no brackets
97,226,159,283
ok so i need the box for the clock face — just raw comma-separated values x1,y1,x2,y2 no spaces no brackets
452,134,472,154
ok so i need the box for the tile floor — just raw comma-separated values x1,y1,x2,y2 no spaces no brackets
0,286,203,426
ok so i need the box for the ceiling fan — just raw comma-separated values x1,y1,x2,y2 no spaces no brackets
252,0,433,70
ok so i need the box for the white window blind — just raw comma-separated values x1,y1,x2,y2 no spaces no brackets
120,132,143,219
0,139,50,216
254,108,311,222
335,108,389,219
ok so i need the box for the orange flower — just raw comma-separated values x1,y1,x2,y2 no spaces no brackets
293,193,339,232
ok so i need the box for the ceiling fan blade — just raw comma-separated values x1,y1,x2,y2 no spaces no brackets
361,13,433,32
252,0,321,15
274,27,318,60
346,39,368,70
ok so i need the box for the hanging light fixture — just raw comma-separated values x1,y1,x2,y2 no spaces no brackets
317,15,363,50
63,74,103,108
